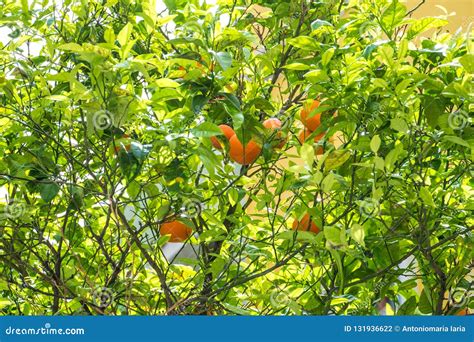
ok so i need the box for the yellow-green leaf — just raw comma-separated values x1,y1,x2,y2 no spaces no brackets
351,223,365,247
370,135,381,154
58,43,83,52
118,23,133,47
419,187,435,207
155,78,180,88
325,150,351,171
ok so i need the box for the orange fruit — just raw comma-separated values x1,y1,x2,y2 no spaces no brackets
292,213,320,234
263,118,286,149
263,118,282,130
160,220,193,242
315,146,324,155
297,128,325,144
297,129,329,155
300,100,322,131
297,128,311,144
456,308,470,316
229,135,262,165
210,124,235,149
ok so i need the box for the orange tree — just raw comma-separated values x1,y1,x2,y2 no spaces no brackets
0,0,472,315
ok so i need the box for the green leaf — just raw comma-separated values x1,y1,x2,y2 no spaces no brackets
418,289,433,314
21,0,29,17
372,156,383,171
46,95,70,102
155,78,180,88
282,63,310,71
69,185,84,210
222,303,254,315
141,0,157,32
419,186,435,207
247,98,273,111
311,19,333,31
196,146,218,177
384,143,404,171
442,135,471,148
370,135,381,154
397,296,417,315
398,39,408,59
350,223,365,247
277,231,318,244
324,226,343,246
167,38,203,49
156,14,177,26
39,182,60,202
300,144,314,168
118,22,133,47
407,17,448,39
230,111,245,131
191,122,222,138
422,97,444,128
377,45,394,68
459,54,474,73
198,229,226,243
221,93,241,111
191,95,208,113
287,36,320,50
321,173,336,193
304,69,329,83
390,118,409,133
330,250,345,292
163,0,176,11
0,299,12,308
325,150,351,171
127,181,140,199
330,297,351,305
362,40,389,59
228,188,239,206
381,1,406,36
321,48,335,67
104,28,115,44
57,43,83,52
155,202,171,221
213,51,232,71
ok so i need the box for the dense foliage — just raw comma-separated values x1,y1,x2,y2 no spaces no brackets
0,0,472,315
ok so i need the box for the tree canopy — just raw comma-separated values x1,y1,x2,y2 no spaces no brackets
0,0,472,315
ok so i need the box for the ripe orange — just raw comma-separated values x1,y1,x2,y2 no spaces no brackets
300,100,322,131
263,118,282,130
456,308,470,316
210,124,235,149
292,213,320,234
263,118,286,149
297,128,325,144
229,135,262,165
160,220,193,242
